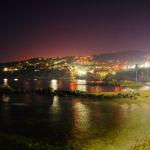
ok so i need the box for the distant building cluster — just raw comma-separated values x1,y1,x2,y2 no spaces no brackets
1,55,150,80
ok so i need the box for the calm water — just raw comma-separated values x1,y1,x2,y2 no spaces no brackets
0,94,150,150
0,79,121,93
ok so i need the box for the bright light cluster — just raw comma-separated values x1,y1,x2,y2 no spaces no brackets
77,70,87,76
124,61,150,70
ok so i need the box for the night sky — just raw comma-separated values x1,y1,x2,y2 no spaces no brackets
1,0,150,62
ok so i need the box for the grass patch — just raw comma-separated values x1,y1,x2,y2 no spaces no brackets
120,80,143,88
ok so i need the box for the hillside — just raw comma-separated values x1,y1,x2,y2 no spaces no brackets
93,50,149,63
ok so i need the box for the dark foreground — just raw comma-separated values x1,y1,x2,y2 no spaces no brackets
1,93,150,150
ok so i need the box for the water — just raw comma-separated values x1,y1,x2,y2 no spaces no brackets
0,94,150,149
0,79,121,93
2,79,150,94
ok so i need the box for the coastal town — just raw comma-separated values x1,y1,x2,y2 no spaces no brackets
1,50,150,82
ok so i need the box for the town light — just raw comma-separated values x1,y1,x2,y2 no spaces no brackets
77,69,87,76
3,68,8,72
14,78,19,81
112,71,116,75
145,62,150,68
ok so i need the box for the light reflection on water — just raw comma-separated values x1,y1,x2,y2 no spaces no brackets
3,78,8,86
0,79,124,93
0,95,150,149
73,101,90,132
1,78,150,94
69,82,76,91
23,80,30,92
77,84,87,92
2,95,10,103
50,96,61,114
50,80,58,91
89,86,104,93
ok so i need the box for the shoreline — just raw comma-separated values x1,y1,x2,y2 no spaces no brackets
0,86,141,100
